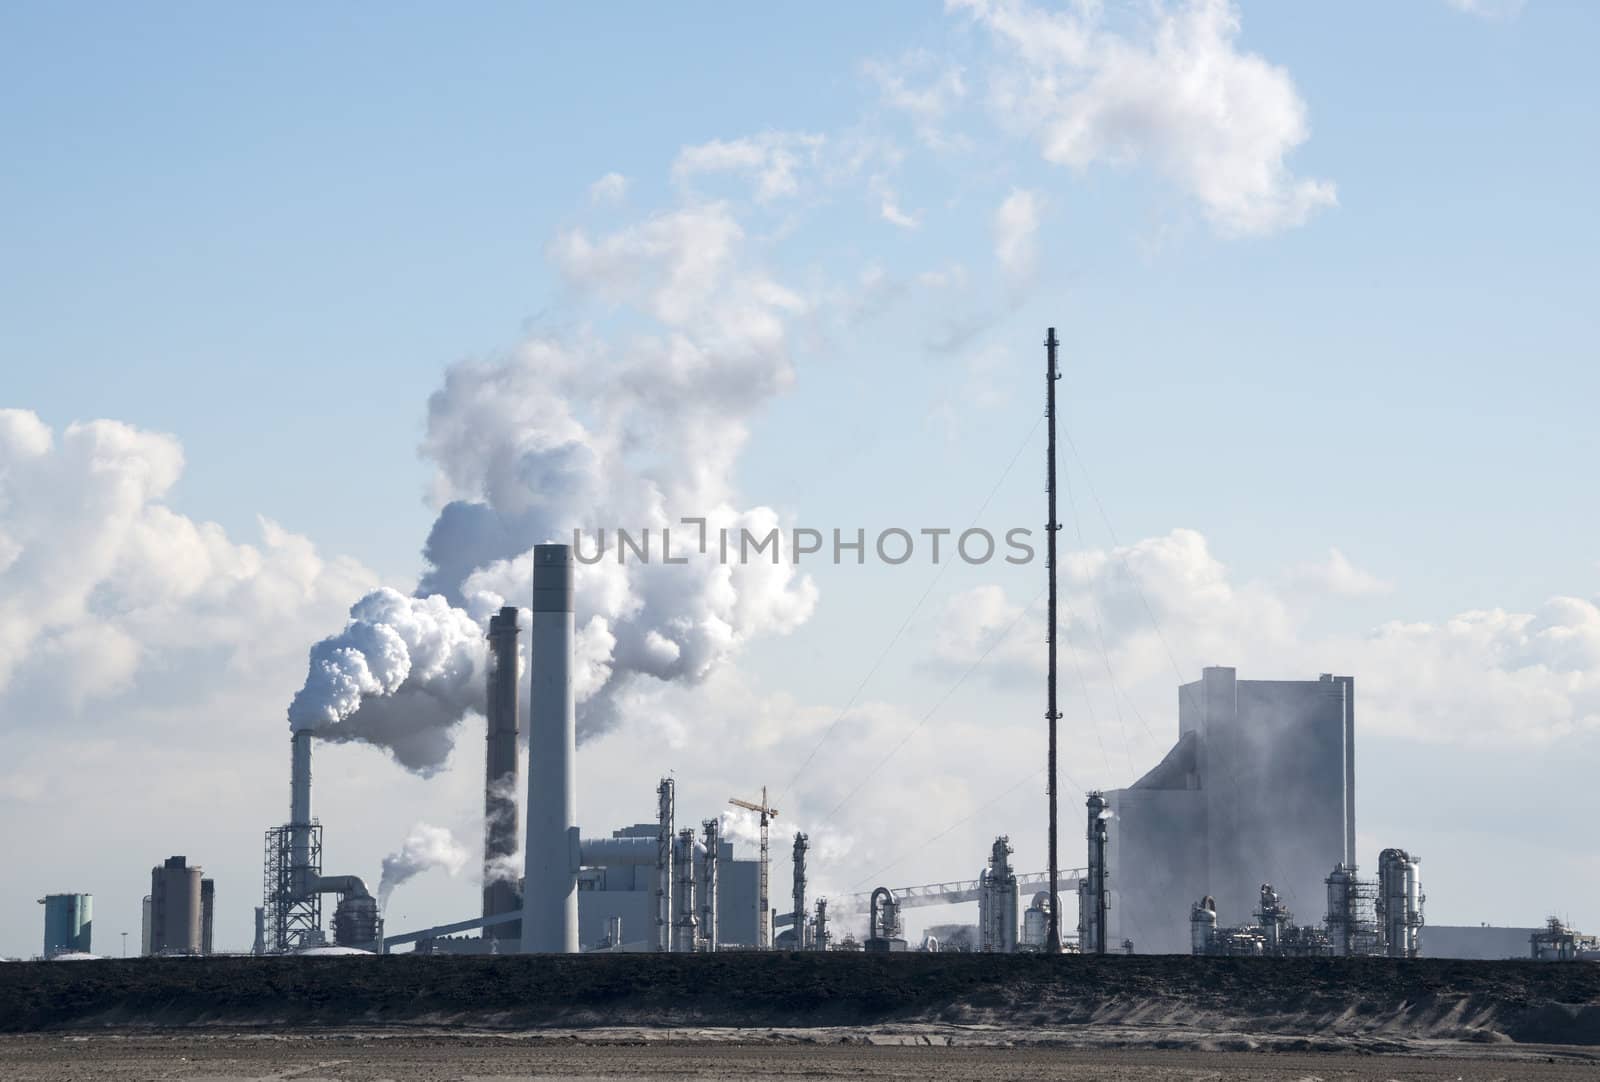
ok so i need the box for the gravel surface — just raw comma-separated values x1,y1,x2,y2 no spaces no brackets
3,1033,1599,1082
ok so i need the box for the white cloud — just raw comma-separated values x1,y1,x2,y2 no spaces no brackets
864,51,969,150
953,0,1336,236
587,171,629,205
1288,547,1394,598
934,528,1600,747
1446,0,1527,19
879,189,921,229
0,410,373,705
671,132,825,203
993,187,1043,286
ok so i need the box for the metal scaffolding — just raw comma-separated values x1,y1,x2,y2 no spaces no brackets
262,822,322,953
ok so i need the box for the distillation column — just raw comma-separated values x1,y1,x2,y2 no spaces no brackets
656,778,674,953
1078,792,1108,955
791,832,808,950
700,818,720,952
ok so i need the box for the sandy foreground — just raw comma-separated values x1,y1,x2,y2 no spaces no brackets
4,1029,1600,1082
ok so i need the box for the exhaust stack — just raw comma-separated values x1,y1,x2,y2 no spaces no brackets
483,606,521,941
290,729,313,897
521,544,578,953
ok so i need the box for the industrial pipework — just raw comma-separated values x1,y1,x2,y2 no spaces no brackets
866,887,906,952
522,544,579,954
483,606,522,942
278,732,382,949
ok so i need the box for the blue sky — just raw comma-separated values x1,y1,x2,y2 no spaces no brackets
2,1,1598,957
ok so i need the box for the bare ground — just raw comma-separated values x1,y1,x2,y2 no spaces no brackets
3,954,1599,1077
3,1031,1599,1081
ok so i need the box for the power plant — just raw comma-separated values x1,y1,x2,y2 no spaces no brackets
16,333,1593,967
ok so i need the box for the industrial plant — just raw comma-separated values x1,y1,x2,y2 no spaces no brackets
17,337,1596,968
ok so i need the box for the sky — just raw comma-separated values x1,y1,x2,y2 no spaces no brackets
2,0,1598,958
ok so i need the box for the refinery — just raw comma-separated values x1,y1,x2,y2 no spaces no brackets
16,338,1595,969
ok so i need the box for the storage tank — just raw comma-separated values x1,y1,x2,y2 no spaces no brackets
1190,896,1217,955
1021,891,1051,949
150,856,203,955
40,894,92,957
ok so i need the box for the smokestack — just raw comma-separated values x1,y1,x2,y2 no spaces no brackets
290,730,312,896
483,606,521,940
521,544,578,953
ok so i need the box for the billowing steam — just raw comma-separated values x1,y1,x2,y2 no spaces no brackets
286,202,818,772
378,822,470,910
287,590,485,773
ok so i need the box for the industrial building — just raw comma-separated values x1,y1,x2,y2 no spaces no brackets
1102,667,1355,954
149,856,206,955
1419,925,1545,960
38,893,92,958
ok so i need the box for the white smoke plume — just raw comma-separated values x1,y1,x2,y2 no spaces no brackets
286,200,818,770
287,590,486,773
378,822,471,910
483,772,524,887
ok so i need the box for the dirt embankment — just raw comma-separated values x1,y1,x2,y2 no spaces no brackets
3,954,1598,1046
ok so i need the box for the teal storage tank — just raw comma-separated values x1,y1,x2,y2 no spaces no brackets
40,893,93,957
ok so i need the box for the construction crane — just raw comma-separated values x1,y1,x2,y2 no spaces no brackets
729,787,778,949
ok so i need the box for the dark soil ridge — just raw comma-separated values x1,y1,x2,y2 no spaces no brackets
3,954,1599,1045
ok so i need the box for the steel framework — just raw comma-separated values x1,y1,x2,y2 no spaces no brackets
262,822,322,953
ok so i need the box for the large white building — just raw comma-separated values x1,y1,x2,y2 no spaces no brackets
1103,667,1356,954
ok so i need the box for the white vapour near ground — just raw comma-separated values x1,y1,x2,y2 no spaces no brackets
378,823,471,911
285,201,819,771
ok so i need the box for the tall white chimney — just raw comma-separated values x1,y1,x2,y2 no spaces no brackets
521,543,578,953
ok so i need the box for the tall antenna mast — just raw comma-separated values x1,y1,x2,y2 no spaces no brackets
1044,327,1063,954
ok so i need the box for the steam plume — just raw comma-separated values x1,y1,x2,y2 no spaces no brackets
378,822,470,910
285,201,818,772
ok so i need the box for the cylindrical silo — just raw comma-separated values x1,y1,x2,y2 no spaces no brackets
521,544,578,953
150,856,203,955
40,894,93,957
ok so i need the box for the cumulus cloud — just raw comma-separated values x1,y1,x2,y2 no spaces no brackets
934,527,1600,747
1288,548,1393,598
953,0,1336,236
671,132,826,202
0,409,373,712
